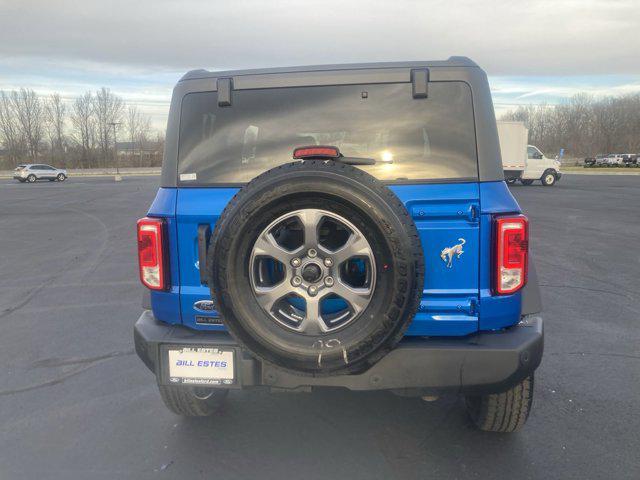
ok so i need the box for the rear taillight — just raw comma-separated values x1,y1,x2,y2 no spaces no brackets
137,217,167,290
494,214,528,295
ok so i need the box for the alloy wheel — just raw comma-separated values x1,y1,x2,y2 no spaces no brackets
249,209,376,335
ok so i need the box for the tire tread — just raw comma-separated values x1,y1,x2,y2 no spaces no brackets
158,385,228,417
466,376,534,433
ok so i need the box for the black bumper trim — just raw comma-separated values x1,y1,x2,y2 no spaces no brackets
134,311,543,394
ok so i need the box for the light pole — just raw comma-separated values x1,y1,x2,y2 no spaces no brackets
108,122,122,175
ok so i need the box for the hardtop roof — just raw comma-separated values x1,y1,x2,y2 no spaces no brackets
179,57,478,82
161,56,505,185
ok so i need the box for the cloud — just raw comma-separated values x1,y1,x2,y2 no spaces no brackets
2,0,639,75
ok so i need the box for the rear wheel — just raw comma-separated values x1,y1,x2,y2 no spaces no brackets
27,174,36,183
158,385,228,416
520,179,534,185
465,375,534,433
505,178,517,185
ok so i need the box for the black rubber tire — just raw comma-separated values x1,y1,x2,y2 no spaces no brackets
158,385,228,416
541,170,557,186
520,179,534,186
505,178,516,185
208,160,425,375
27,174,36,183
57,174,66,181
465,375,534,433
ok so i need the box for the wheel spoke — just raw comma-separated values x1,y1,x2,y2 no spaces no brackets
298,296,326,334
331,233,372,265
253,232,295,263
254,281,291,312
331,280,372,314
297,210,323,248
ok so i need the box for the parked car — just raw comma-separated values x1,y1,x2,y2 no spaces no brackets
134,58,543,433
13,164,67,182
603,154,624,166
621,154,638,167
584,156,596,167
593,154,609,166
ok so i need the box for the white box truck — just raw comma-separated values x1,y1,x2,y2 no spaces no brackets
497,121,562,186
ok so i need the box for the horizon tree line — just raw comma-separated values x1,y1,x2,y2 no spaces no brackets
500,92,640,158
2,87,639,169
0,87,163,170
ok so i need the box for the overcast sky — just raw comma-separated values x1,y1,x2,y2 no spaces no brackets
2,0,639,130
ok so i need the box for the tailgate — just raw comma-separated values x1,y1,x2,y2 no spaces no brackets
175,183,480,336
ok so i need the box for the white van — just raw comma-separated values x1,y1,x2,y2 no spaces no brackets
497,121,562,186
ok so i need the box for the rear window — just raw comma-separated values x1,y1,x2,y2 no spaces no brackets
178,82,477,185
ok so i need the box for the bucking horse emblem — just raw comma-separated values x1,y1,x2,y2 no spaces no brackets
440,238,466,268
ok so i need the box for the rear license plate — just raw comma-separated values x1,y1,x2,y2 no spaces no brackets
167,347,235,386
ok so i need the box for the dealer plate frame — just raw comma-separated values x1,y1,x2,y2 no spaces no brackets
158,344,239,388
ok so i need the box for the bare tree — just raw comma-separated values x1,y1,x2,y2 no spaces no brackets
124,105,154,166
125,106,142,165
136,115,151,166
70,91,97,167
45,93,66,164
501,92,640,157
94,87,124,167
0,91,25,166
12,88,44,159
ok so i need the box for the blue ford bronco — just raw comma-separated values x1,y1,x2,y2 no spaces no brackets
134,57,543,432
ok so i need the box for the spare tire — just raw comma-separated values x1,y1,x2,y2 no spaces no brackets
208,160,424,375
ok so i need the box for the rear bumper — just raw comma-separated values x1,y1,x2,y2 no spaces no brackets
134,311,543,395
556,171,563,180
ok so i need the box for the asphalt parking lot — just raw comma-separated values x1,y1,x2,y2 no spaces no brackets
0,174,638,479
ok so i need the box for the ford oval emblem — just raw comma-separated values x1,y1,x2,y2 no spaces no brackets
194,300,216,312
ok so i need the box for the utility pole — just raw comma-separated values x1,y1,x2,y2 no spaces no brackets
108,122,122,175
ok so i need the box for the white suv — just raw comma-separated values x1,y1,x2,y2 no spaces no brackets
13,164,67,183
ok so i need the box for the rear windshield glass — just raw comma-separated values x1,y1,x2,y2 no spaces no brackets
178,82,477,184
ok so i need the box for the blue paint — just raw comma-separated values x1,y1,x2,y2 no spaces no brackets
389,183,480,335
478,181,520,214
144,180,524,336
174,188,239,331
147,188,181,325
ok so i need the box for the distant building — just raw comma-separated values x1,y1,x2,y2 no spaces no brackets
115,141,163,165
